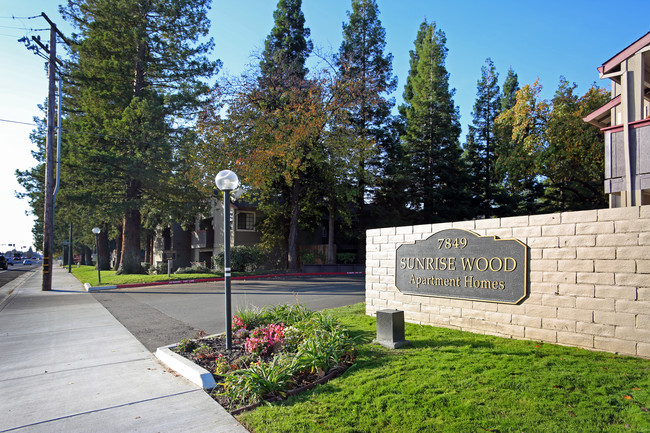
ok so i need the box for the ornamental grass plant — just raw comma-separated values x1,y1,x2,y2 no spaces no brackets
174,303,358,410
237,303,650,433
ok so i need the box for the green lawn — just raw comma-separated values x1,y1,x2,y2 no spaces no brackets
238,303,650,433
70,265,223,286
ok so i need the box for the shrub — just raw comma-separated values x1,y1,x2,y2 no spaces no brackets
297,327,354,375
264,303,313,326
214,354,229,375
214,245,268,272
220,355,299,404
149,262,170,275
174,264,212,274
233,305,267,331
282,326,303,353
337,252,356,264
176,338,198,353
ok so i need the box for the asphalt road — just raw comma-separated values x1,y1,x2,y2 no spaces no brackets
0,263,39,286
0,263,40,305
92,275,365,351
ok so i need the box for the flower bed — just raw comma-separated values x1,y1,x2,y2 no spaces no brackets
172,304,357,412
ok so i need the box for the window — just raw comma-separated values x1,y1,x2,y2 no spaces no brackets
237,212,255,231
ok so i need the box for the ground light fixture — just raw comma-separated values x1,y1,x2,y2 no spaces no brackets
92,227,101,285
215,170,239,350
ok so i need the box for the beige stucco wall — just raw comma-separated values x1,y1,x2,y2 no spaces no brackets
366,206,650,358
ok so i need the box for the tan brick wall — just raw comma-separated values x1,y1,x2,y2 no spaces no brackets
366,206,650,358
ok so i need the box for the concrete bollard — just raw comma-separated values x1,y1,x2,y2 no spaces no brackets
375,309,410,349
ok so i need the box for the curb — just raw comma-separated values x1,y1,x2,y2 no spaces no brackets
155,344,217,390
84,283,118,292
83,271,364,291
0,270,37,312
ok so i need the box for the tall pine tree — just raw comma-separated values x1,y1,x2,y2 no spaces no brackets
337,0,397,259
60,0,217,273
463,58,502,218
258,0,314,271
399,21,469,223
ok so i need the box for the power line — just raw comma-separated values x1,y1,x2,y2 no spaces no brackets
0,118,37,127
0,118,169,147
0,15,40,20
0,25,48,31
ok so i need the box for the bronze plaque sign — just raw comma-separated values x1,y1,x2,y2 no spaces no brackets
395,229,528,304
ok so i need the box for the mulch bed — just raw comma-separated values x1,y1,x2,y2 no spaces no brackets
172,334,351,413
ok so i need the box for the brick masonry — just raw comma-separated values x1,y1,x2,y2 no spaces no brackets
366,205,650,358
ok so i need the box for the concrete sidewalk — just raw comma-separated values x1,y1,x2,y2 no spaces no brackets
0,266,248,432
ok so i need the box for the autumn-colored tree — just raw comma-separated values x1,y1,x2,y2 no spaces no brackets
494,78,608,213
494,80,548,214
196,70,363,270
539,78,609,210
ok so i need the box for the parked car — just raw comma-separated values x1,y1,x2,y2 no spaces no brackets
23,259,32,265
0,255,7,270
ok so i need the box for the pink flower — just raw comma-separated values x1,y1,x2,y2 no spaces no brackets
244,323,285,355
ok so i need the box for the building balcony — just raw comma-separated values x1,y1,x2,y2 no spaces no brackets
191,230,214,249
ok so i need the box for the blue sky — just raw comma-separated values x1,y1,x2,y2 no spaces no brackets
0,0,648,251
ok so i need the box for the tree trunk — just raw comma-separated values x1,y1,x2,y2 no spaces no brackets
287,182,301,272
84,245,92,265
118,208,143,274
114,225,122,270
328,206,335,264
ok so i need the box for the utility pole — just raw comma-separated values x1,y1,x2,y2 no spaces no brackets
41,22,56,291
29,12,67,291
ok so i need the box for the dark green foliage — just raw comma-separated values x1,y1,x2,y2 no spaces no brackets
338,0,400,240
463,58,512,218
59,0,218,273
501,67,520,112
260,0,312,96
215,245,269,272
399,21,471,223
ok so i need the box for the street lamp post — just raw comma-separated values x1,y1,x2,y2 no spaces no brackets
215,170,239,350
92,227,101,285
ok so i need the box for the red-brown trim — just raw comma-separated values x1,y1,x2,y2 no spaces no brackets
600,117,650,133
601,125,624,133
583,95,621,124
600,31,650,75
630,117,650,129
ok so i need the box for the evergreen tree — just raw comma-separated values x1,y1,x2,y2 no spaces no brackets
463,58,501,218
257,0,314,271
399,21,469,223
259,0,312,103
60,0,218,273
501,67,519,112
493,67,525,215
338,0,397,257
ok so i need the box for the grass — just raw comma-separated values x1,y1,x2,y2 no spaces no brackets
70,265,223,286
237,303,650,433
